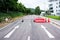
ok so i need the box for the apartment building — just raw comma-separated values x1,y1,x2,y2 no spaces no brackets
49,0,60,16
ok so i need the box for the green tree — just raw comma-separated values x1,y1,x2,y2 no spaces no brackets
0,0,18,12
17,3,26,13
26,8,31,14
35,6,41,15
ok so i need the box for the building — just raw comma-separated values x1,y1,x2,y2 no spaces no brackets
49,0,60,16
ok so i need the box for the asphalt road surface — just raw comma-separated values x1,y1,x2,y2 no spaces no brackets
0,15,60,40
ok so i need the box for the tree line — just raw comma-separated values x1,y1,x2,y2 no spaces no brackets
0,0,51,22
0,0,42,15
0,0,26,13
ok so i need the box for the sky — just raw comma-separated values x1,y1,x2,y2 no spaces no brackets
18,0,49,10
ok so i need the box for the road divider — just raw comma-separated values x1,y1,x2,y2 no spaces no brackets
41,25,55,38
4,25,19,38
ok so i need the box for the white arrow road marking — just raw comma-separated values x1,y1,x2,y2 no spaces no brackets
41,25,55,38
27,36,30,40
4,25,19,38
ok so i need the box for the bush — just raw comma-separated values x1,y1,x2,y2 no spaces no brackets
0,13,10,22
8,12,24,18
0,12,24,22
0,18,4,22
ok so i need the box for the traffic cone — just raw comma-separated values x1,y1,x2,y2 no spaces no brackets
48,18,50,22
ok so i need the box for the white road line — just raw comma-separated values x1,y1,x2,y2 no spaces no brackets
52,21,60,25
4,25,19,38
50,23,60,29
27,36,30,40
41,25,55,38
15,25,19,29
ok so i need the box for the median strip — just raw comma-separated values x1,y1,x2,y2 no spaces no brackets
41,25,55,38
4,25,19,38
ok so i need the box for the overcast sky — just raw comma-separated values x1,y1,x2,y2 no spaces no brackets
18,0,49,10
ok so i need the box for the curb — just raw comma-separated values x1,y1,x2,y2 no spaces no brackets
41,16,60,26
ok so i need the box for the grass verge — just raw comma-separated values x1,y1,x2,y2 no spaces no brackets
46,15,60,20
0,12,25,28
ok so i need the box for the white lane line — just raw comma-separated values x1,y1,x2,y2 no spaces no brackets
51,21,60,25
50,23,60,29
15,25,19,29
41,25,55,38
4,25,19,38
27,36,30,40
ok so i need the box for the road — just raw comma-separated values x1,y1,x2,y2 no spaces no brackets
50,18,60,26
0,15,60,40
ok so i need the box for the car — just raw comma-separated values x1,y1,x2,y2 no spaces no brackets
33,17,50,23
